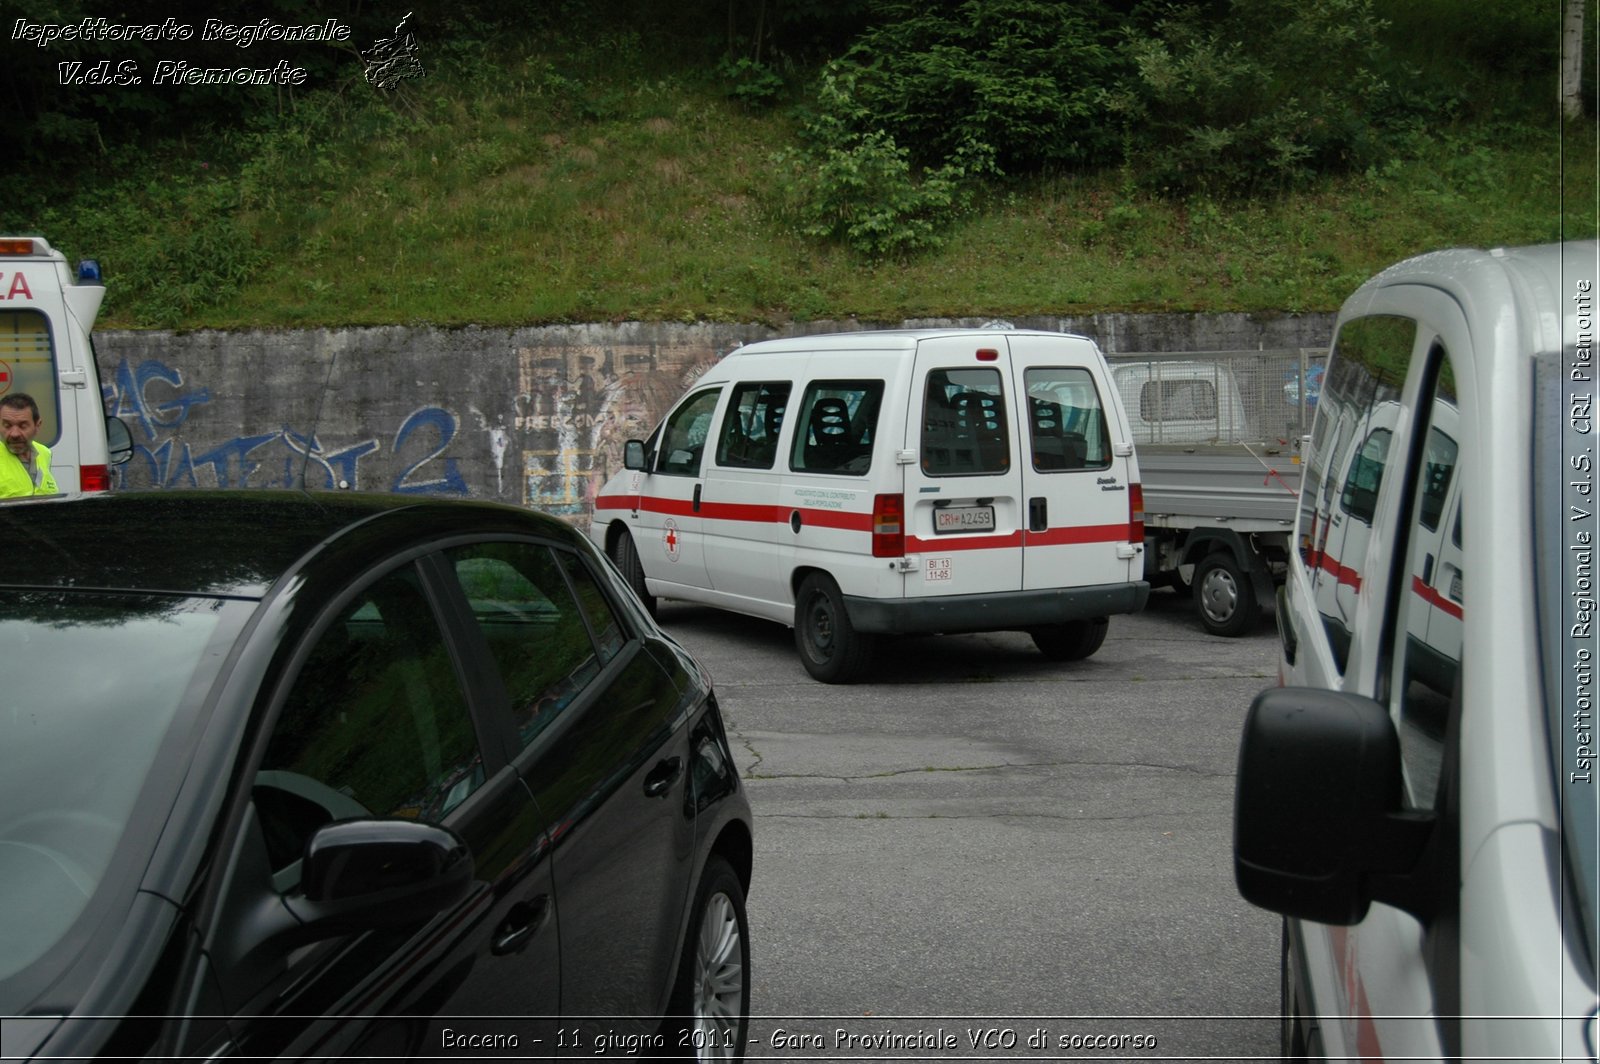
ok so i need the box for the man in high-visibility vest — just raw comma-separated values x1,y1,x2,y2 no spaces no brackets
0,393,59,499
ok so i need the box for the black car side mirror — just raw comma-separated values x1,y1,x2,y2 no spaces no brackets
285,818,474,932
624,440,648,471
1233,687,1435,925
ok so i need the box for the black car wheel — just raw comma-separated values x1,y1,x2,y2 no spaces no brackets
794,573,874,683
666,856,750,1062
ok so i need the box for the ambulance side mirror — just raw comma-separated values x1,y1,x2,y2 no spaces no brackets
624,440,648,471
1233,687,1435,926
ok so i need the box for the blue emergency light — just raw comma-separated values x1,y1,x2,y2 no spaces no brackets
77,259,102,284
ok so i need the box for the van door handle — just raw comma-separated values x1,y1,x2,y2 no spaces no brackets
1028,497,1048,532
1422,553,1434,584
644,756,682,798
693,484,702,513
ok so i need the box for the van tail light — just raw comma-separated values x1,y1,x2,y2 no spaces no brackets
80,465,111,492
872,493,905,558
1128,483,1145,544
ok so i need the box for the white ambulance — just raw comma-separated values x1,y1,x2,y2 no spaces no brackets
0,236,131,497
588,328,1150,682
1233,241,1599,1060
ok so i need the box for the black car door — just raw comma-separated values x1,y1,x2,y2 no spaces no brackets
429,539,697,1044
185,557,561,1060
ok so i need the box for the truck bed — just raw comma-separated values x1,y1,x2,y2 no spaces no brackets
1138,446,1302,529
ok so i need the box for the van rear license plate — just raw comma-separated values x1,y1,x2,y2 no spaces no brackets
933,505,995,534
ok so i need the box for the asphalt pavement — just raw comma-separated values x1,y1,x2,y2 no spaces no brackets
656,586,1285,1063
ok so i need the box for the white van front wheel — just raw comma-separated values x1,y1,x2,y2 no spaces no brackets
794,573,874,684
610,530,658,618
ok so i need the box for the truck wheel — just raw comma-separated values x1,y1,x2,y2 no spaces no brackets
1031,618,1109,661
794,573,874,683
610,529,657,618
1195,551,1258,636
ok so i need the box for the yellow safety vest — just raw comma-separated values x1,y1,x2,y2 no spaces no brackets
0,441,59,499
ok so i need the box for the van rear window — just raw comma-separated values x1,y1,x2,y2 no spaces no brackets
921,368,1009,476
0,311,61,446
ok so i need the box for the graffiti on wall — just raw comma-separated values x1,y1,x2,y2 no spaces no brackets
515,342,721,517
104,356,469,495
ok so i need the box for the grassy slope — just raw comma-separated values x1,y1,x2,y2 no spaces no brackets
10,23,1596,330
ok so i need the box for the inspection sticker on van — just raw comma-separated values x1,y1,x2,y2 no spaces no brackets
925,557,953,581
933,504,994,533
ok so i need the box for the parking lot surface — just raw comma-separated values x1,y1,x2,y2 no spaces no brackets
657,587,1284,1061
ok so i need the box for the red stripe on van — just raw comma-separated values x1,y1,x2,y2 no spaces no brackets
1023,523,1131,548
1411,574,1464,620
906,531,1025,552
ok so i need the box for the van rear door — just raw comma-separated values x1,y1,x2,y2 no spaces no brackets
1008,335,1138,591
903,336,1024,597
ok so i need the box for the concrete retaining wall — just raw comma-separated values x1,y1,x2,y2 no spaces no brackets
97,312,1334,526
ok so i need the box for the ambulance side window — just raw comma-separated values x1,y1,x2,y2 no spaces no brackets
1393,343,1462,810
657,388,722,477
0,311,62,447
789,380,883,475
1304,315,1416,674
715,381,791,470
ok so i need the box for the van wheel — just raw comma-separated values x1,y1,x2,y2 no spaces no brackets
610,530,657,618
664,856,749,1061
794,573,874,683
1031,618,1109,661
1195,551,1257,637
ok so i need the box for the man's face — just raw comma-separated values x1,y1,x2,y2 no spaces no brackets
2,406,39,457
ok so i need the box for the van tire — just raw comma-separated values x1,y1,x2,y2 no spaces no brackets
1030,618,1109,661
611,530,657,618
1195,551,1257,637
794,573,874,683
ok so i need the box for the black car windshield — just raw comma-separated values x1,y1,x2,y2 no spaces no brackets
0,591,234,985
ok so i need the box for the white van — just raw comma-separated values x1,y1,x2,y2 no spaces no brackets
0,236,131,496
589,328,1150,681
1233,241,1599,1060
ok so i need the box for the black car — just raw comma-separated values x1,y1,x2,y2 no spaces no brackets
0,491,752,1061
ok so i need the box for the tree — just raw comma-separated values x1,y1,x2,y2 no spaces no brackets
1562,0,1586,118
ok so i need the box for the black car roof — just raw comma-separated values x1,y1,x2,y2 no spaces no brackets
0,491,586,598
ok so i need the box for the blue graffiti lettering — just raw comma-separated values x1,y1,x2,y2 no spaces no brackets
107,358,212,441
392,407,467,495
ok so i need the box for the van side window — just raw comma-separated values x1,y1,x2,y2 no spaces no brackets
657,388,722,477
716,381,791,469
789,380,882,475
1303,314,1416,673
1393,343,1462,809
0,311,62,447
921,368,1009,475
1023,368,1111,471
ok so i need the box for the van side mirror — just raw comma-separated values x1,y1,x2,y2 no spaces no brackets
105,416,133,466
1233,687,1434,925
624,440,648,471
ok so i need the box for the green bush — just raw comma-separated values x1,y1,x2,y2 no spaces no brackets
1111,0,1395,195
